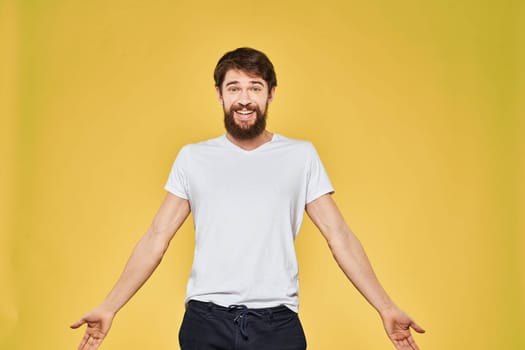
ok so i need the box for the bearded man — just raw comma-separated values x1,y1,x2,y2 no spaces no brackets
71,47,425,350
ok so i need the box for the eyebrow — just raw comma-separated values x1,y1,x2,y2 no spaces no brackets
225,80,265,87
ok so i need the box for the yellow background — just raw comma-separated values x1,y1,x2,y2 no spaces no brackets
1,0,524,349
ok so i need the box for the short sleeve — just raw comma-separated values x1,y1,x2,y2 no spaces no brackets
164,146,190,199
305,143,335,203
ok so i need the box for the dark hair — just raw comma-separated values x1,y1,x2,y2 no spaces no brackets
214,47,277,93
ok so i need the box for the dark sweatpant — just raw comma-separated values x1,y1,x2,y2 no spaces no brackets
179,300,307,350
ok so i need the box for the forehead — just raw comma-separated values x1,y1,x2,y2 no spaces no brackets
223,69,266,86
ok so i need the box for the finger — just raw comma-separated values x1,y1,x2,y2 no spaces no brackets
71,318,86,329
88,333,103,346
93,337,103,349
410,320,426,333
393,339,412,350
88,335,97,346
407,336,420,350
82,336,91,350
78,333,89,350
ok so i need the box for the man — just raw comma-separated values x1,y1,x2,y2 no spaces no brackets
71,47,425,350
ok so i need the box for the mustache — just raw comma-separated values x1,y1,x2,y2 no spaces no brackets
230,104,258,113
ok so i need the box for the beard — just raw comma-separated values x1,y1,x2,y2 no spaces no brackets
223,103,268,140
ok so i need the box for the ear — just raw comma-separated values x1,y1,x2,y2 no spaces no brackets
216,86,223,104
268,86,276,103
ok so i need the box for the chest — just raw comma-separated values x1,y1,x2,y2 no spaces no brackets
186,151,308,202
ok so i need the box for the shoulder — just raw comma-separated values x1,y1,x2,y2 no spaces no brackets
273,134,318,154
172,135,231,168
273,133,314,147
180,135,227,153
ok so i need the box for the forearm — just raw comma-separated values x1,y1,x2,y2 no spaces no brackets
98,230,167,315
95,194,189,315
327,228,394,315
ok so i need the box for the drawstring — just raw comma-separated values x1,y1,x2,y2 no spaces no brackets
228,304,264,339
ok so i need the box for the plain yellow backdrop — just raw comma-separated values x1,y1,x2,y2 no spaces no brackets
1,0,524,349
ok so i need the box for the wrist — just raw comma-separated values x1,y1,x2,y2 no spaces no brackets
377,301,396,318
98,301,119,316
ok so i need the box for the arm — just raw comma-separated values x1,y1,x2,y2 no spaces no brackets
306,194,425,350
70,192,190,350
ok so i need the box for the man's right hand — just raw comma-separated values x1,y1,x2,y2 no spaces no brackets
70,307,115,350
69,193,190,349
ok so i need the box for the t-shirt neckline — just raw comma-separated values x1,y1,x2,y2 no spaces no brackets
222,133,279,153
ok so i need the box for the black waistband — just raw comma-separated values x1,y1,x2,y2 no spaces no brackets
188,299,293,313
187,300,295,339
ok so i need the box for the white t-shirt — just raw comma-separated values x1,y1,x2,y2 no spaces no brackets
164,133,334,312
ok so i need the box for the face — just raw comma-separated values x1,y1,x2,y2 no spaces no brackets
218,69,275,140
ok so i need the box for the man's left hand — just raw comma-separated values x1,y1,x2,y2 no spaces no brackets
380,305,425,350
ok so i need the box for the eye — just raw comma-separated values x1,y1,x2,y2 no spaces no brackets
227,86,240,93
250,86,263,93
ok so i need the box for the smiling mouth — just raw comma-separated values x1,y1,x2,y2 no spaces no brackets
235,110,255,121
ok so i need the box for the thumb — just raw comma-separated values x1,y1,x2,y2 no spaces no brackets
70,318,86,329
410,320,426,334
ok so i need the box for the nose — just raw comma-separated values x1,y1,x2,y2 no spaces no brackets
238,89,251,105
237,102,251,109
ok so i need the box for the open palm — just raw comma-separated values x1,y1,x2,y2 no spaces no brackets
70,308,114,350
381,306,425,350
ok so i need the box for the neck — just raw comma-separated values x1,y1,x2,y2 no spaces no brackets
226,130,273,151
